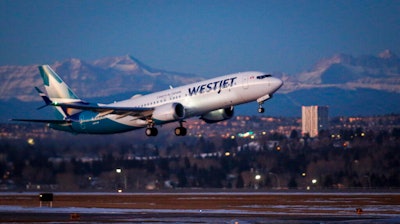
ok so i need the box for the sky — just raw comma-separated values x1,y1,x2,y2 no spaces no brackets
0,0,399,76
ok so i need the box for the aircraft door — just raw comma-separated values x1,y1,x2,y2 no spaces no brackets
242,75,249,89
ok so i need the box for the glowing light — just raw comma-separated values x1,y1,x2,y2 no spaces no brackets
238,131,254,138
255,174,261,180
27,138,35,146
312,179,317,184
225,152,231,157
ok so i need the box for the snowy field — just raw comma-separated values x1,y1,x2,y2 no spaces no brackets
0,192,399,223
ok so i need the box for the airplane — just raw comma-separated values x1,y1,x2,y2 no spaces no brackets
13,65,283,136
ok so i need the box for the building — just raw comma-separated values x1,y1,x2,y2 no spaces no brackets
302,106,329,137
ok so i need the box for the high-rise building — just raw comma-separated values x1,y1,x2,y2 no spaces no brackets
302,106,329,137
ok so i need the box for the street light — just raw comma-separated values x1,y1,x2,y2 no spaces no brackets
312,179,318,184
254,174,262,189
115,168,127,191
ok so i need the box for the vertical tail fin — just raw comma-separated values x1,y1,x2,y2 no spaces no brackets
38,65,82,118
39,65,80,101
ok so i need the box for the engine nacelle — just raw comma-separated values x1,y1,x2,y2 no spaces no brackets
152,103,185,122
201,107,234,124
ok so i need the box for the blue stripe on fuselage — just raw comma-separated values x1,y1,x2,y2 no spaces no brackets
51,111,138,134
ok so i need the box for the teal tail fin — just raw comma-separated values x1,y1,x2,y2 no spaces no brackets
38,65,80,101
38,65,82,117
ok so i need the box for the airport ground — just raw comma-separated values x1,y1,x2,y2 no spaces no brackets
0,191,399,223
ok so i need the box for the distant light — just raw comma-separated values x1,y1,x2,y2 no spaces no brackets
238,131,255,138
276,146,281,151
302,172,306,177
27,138,35,146
117,189,123,193
255,174,261,180
116,168,122,173
225,152,231,157
312,179,317,184
361,132,365,137
230,135,235,139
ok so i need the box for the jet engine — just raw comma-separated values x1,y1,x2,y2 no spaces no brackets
200,106,234,123
152,103,185,122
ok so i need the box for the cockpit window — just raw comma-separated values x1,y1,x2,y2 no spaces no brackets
256,74,272,79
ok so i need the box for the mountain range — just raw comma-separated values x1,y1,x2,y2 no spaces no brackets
1,50,399,121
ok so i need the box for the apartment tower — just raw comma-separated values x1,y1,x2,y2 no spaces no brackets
302,105,329,137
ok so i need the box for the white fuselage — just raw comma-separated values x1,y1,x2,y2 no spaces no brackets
105,71,282,128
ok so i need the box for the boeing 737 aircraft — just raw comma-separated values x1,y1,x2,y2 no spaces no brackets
13,65,283,136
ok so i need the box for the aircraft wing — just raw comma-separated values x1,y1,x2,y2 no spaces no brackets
12,102,155,123
53,102,155,118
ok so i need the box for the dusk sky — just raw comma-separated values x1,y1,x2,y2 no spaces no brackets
1,0,399,76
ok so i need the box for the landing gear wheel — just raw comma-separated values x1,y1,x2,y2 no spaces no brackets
145,127,158,136
258,107,265,113
175,127,187,136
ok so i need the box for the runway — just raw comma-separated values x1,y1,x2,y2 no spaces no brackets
0,192,399,223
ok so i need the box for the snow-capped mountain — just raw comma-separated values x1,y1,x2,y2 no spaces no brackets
280,50,400,93
0,55,203,101
1,51,399,118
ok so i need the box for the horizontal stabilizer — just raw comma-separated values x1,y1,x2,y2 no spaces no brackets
11,118,72,124
35,87,52,110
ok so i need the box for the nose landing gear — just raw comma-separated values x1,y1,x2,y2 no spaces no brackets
258,105,265,113
257,94,272,114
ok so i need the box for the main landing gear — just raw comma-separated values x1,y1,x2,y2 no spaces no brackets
174,121,187,136
145,121,187,137
145,127,158,136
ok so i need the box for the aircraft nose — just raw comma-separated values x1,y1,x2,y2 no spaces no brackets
270,77,283,91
